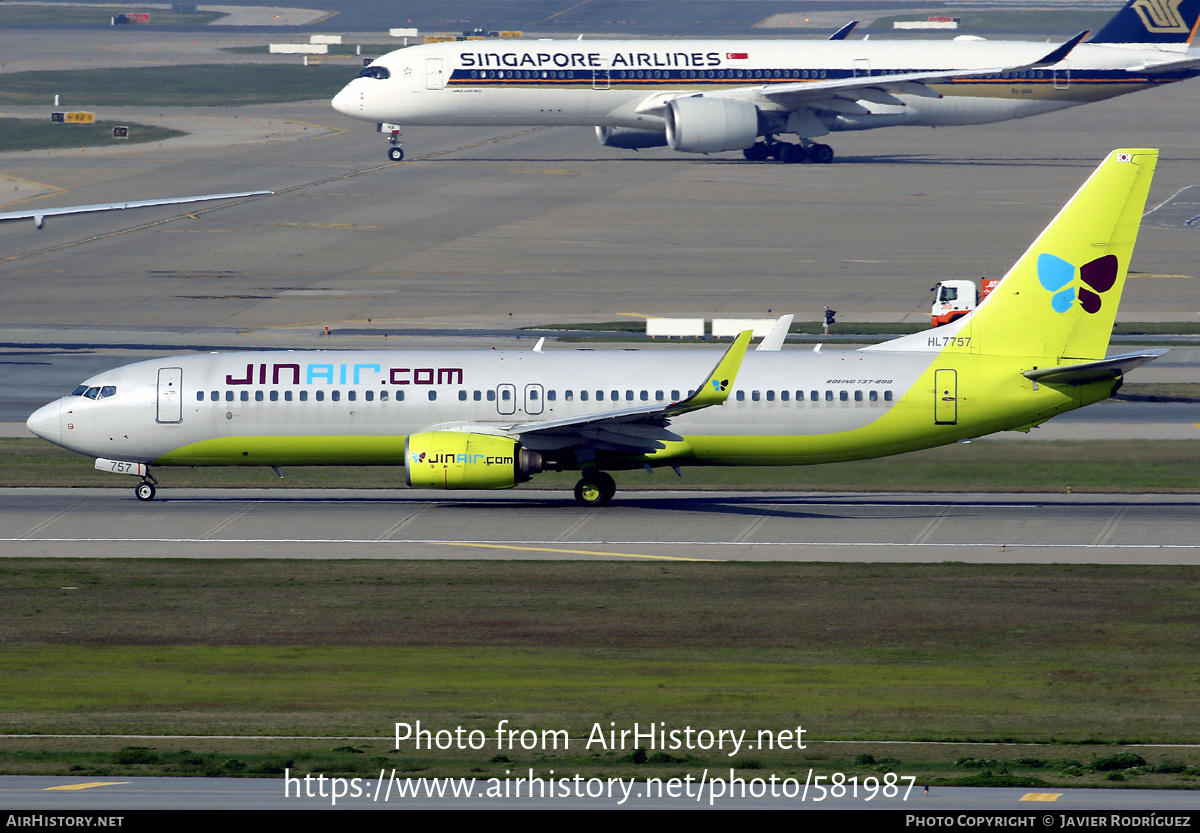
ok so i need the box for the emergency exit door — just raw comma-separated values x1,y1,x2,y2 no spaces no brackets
934,369,958,425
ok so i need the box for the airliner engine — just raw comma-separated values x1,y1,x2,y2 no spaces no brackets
594,125,669,150
405,431,543,489
665,96,760,154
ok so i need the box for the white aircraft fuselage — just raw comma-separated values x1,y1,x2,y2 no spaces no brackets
331,31,1200,161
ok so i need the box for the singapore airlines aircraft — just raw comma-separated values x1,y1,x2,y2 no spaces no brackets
331,0,1200,163
27,150,1163,506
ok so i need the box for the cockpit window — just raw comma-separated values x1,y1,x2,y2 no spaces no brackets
98,386,117,400
82,386,100,400
357,65,390,80
71,384,89,396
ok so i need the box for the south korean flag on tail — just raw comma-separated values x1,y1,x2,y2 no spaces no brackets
1116,152,1133,162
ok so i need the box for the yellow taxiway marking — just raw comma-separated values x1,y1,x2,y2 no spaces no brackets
436,542,720,562
1019,793,1063,802
45,782,128,791
617,312,652,319
1128,272,1192,278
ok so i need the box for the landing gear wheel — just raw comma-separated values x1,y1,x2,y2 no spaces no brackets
780,143,808,164
809,143,834,164
135,482,156,502
387,146,404,162
742,143,769,162
574,471,616,507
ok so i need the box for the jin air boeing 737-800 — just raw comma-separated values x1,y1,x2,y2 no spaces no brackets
332,0,1200,163
27,149,1164,505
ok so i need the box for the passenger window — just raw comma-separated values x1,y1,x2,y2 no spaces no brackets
869,390,878,402
285,391,293,401
459,390,468,401
380,391,389,401
751,391,760,401
854,390,863,402
271,391,279,401
766,390,775,401
580,391,589,401
736,390,745,401
487,390,495,401
884,390,893,401
428,391,437,401
501,389,511,401
640,390,648,401
840,391,848,401
473,390,481,401
331,391,340,402
671,390,680,401
824,391,833,401
348,391,356,402
781,391,789,401
196,392,204,402
547,390,556,401
226,391,234,402
316,391,325,401
810,391,818,401
566,390,574,401
611,390,619,401
396,390,404,401
655,391,664,401
255,391,264,401
210,391,218,401
365,390,373,402
240,391,249,402
596,391,604,401
300,391,308,401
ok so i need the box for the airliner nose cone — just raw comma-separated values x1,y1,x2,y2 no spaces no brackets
27,400,61,445
331,86,354,116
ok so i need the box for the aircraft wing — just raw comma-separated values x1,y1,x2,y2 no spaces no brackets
1023,350,1168,385
688,31,1090,111
1127,55,1200,73
0,191,272,228
499,330,753,453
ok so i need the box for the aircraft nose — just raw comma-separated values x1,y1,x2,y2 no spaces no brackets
331,85,356,116
26,399,61,445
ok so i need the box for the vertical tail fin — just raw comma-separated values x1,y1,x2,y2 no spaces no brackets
1090,0,1200,45
966,149,1158,362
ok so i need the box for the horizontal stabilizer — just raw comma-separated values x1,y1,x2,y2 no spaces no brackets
1022,350,1168,384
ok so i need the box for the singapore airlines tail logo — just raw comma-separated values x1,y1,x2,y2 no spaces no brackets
1131,0,1189,32
1038,253,1119,314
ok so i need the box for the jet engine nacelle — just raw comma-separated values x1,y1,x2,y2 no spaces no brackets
665,96,760,154
594,125,669,150
405,431,543,490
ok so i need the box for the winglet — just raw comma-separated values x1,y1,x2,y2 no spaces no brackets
828,20,859,40
756,314,794,351
1033,30,1089,67
666,330,752,415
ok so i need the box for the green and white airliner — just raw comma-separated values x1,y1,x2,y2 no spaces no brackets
27,149,1164,505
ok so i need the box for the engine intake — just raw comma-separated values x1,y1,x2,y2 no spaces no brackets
405,431,542,490
665,96,760,154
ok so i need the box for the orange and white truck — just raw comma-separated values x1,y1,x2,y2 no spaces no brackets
930,278,1000,327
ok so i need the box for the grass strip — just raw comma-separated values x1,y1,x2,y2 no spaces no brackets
3,438,1198,492
0,65,353,107
0,6,223,26
0,118,184,152
1,560,1198,782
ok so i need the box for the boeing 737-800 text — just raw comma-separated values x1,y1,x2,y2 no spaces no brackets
28,149,1163,505
332,0,1200,163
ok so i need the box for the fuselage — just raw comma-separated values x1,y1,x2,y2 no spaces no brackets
331,38,1200,134
26,343,1105,472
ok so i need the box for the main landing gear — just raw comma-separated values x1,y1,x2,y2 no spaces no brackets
574,470,616,507
134,472,158,502
743,139,835,164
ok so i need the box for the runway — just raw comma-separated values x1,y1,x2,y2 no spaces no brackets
2,489,1197,562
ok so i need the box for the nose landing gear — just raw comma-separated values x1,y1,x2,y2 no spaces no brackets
134,472,158,501
385,127,404,162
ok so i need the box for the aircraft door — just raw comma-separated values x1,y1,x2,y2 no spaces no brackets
934,369,958,425
1053,68,1070,90
592,69,610,90
496,384,516,415
157,367,183,424
853,58,871,77
524,384,544,415
425,58,446,90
